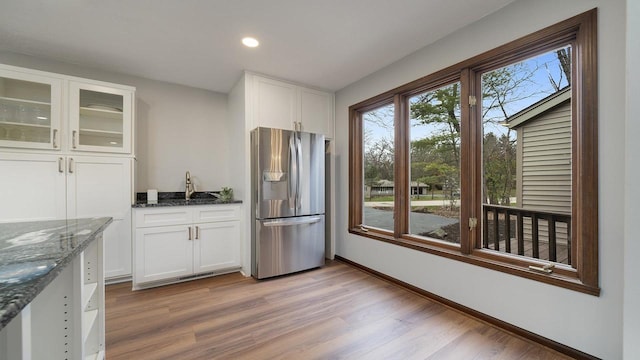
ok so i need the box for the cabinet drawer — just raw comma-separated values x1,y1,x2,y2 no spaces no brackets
193,205,240,223
135,208,192,227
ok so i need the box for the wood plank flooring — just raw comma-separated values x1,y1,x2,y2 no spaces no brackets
105,261,572,359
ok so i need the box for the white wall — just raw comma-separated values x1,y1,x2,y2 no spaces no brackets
228,74,252,275
0,51,230,193
133,81,229,193
334,0,625,358
624,0,640,358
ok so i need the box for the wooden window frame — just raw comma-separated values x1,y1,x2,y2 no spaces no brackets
348,9,599,296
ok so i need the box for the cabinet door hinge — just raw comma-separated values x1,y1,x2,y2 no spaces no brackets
469,217,478,230
469,95,477,106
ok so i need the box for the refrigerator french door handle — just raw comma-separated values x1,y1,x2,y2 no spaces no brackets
295,132,303,210
288,133,298,208
262,216,322,227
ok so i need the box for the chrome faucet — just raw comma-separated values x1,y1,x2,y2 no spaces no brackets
185,171,195,200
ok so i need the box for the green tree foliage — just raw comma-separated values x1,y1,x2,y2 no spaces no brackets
410,83,461,167
480,66,523,205
420,162,457,200
408,67,521,206
483,133,516,205
365,49,569,205
409,83,462,205
363,136,394,200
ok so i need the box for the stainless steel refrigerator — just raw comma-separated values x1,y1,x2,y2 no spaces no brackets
251,126,325,279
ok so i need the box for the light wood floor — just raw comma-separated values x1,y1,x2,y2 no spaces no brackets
105,261,571,359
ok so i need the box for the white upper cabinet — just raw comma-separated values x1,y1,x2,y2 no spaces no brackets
0,68,63,150
251,74,334,138
299,87,334,136
253,76,297,131
0,64,135,154
69,81,133,154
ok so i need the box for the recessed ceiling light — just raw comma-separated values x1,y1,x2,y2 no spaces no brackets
242,37,259,48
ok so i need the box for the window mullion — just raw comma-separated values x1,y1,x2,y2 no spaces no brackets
349,109,363,230
394,94,409,237
471,68,484,253
459,69,472,254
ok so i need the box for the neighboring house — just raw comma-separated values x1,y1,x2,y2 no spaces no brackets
506,87,571,245
410,181,431,196
367,180,431,197
366,179,394,197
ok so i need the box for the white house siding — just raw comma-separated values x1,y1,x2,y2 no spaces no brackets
519,102,571,247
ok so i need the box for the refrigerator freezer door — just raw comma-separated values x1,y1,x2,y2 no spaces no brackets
254,215,325,279
254,127,297,219
296,131,325,216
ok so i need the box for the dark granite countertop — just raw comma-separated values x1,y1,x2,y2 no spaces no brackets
132,191,242,208
0,217,112,330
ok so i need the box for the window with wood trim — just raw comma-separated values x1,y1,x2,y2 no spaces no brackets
348,9,598,295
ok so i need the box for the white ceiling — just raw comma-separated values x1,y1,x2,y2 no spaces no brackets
0,0,515,93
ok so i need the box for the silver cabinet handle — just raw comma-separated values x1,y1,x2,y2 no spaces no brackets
72,130,77,149
195,226,200,240
68,158,74,173
58,157,64,173
188,227,192,240
52,129,59,148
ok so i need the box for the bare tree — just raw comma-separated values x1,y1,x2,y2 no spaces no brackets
557,47,571,85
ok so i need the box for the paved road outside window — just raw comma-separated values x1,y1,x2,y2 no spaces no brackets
363,206,458,235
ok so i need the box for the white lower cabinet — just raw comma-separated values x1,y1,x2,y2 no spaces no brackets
194,221,241,273
102,216,132,280
133,204,241,289
135,225,193,283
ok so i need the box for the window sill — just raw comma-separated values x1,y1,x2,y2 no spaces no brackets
348,227,600,296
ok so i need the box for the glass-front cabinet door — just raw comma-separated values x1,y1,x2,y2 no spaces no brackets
0,69,62,150
69,81,133,154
